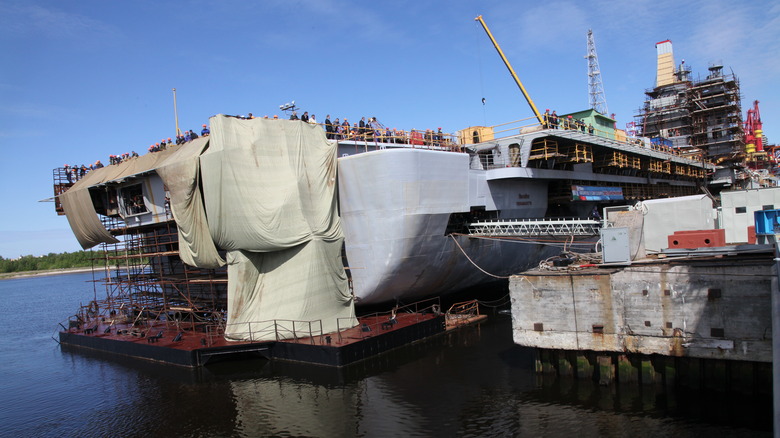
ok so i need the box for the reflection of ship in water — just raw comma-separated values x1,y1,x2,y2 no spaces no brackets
55,308,770,435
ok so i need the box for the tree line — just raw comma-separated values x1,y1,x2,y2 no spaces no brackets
0,251,120,273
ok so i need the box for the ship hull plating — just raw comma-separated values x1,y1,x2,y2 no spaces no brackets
338,148,560,304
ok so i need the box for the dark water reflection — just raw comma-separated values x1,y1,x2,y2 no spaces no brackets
0,273,771,437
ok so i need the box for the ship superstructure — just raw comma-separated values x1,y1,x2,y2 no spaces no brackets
635,40,744,184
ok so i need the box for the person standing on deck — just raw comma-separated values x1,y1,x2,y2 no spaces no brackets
309,114,317,125
301,111,309,123
369,117,381,138
325,115,333,139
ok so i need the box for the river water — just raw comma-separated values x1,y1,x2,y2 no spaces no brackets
0,272,771,437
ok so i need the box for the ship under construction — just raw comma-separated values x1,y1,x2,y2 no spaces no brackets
51,26,769,367
632,39,775,188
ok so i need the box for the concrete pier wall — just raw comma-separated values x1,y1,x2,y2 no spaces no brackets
533,348,772,392
510,259,774,363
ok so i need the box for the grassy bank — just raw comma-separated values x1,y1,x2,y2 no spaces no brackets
0,266,99,280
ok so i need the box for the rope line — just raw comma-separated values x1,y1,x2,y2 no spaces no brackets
450,232,598,249
449,234,511,279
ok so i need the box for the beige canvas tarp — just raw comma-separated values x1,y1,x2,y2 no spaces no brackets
60,117,356,341
60,187,120,249
59,142,193,249
196,116,355,340
156,138,225,269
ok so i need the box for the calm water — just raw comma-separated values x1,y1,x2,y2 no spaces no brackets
0,273,772,437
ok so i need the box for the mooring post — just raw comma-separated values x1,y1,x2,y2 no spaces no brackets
660,356,676,388
558,350,574,376
640,358,658,385
617,354,639,384
597,355,614,385
576,351,594,380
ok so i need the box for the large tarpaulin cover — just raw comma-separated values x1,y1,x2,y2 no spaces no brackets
59,142,193,249
156,139,225,269
60,118,355,341
198,116,355,340
60,187,120,249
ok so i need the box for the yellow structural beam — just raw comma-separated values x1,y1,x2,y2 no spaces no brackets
475,15,544,125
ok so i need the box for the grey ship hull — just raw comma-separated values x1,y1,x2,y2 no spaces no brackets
338,146,559,304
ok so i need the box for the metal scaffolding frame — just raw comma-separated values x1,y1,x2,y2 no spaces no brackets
636,65,743,163
74,219,229,338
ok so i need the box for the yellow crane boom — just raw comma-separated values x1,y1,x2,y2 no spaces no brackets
475,15,544,125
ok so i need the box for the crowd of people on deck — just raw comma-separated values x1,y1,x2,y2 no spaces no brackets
542,109,594,134
59,122,213,183
227,110,452,147
62,105,459,184
319,114,450,147
109,152,139,165
62,162,103,183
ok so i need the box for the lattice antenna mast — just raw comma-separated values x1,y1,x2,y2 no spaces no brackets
585,29,609,115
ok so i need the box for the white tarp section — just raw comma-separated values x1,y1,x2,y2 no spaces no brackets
200,116,356,340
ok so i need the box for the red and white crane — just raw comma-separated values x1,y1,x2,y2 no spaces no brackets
744,100,764,153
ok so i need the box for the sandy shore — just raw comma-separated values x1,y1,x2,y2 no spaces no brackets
0,267,102,280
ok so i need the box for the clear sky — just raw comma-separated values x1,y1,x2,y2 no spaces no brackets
1,0,778,259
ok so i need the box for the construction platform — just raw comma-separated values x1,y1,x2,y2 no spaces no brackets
59,300,486,368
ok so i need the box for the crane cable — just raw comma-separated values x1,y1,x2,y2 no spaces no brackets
473,19,488,126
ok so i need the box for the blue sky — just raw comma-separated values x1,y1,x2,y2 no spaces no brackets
1,0,778,258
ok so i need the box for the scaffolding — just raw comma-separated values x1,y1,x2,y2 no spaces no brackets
688,65,743,158
72,218,229,338
636,64,743,164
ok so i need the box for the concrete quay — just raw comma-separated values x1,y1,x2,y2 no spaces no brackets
509,247,774,390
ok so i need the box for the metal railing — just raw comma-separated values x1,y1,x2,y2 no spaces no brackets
446,300,480,317
209,318,325,346
336,297,442,343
